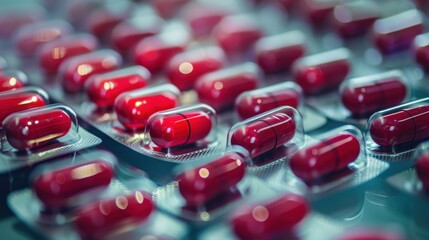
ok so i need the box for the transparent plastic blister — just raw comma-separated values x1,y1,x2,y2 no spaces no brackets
365,97,429,161
266,125,388,197
0,69,29,92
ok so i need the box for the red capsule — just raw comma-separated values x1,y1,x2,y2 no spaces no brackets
152,0,190,19
331,2,379,38
214,15,264,54
75,191,154,239
38,34,98,75
231,111,296,158
14,20,73,57
60,50,122,93
86,8,128,39
300,0,339,26
0,90,48,127
4,108,72,151
114,87,179,131
167,47,225,91
293,48,350,95
231,194,309,240
372,10,425,54
0,5,45,38
336,229,405,240
182,3,228,38
255,31,306,73
341,74,407,117
149,111,212,148
66,0,102,26
111,16,163,54
133,35,186,73
177,152,246,205
290,132,360,181
86,66,150,108
0,70,28,92
416,151,429,192
235,85,300,120
195,63,260,112
370,105,429,147
413,33,429,72
33,160,114,209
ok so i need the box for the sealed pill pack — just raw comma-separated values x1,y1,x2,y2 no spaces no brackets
2,0,429,240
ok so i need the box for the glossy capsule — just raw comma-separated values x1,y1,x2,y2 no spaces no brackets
231,194,309,240
214,15,264,54
255,31,306,73
372,10,425,54
290,132,360,181
300,0,339,26
38,34,98,75
114,87,180,131
152,0,189,19
86,8,128,39
75,191,154,239
293,48,350,95
416,151,429,192
149,111,212,148
195,63,260,111
4,108,72,151
0,89,48,127
182,3,228,38
231,111,296,158
33,160,114,208
0,70,28,92
370,105,429,147
86,66,150,108
341,72,407,117
167,47,225,91
14,20,73,57
332,2,379,38
235,83,300,120
0,5,45,38
413,33,429,71
60,50,122,93
177,152,246,205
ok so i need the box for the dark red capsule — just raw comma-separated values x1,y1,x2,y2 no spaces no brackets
413,33,429,72
66,0,102,26
331,2,379,38
290,132,360,181
293,48,350,95
300,0,339,26
177,152,246,205
231,110,296,158
416,151,429,192
86,66,150,108
182,3,228,38
86,8,128,39
152,0,190,19
60,50,122,93
336,229,405,240
0,5,45,38
14,20,73,57
195,63,260,112
341,73,407,116
38,34,98,75
114,87,179,131
75,191,154,239
231,194,309,240
33,160,114,209
372,10,424,54
167,47,225,91
4,108,72,151
0,70,28,92
149,111,212,148
370,105,429,147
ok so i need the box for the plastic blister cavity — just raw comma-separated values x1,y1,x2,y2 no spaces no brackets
0,69,29,92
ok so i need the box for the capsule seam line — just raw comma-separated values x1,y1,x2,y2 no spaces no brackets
177,113,191,145
259,119,278,151
401,109,417,143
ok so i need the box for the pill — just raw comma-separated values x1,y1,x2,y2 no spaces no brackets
133,35,186,73
231,111,296,158
14,20,73,57
149,111,212,148
0,5,45,38
293,48,350,95
0,89,48,127
114,87,179,131
66,0,101,26
300,0,339,26
369,105,429,147
255,31,306,73
195,63,260,112
177,152,246,205
290,132,360,181
341,72,407,117
214,15,264,54
60,50,122,93
413,33,429,72
86,66,150,108
182,3,228,38
415,151,429,192
235,84,300,120
75,191,154,239
33,160,114,209
4,108,72,151
0,70,28,92
38,34,98,75
167,47,225,91
231,194,309,240
372,9,424,54
152,0,190,19
86,8,128,39
332,2,379,38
